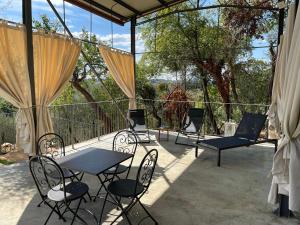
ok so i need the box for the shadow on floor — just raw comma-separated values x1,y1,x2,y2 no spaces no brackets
2,131,298,225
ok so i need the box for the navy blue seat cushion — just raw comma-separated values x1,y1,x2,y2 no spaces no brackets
108,179,144,197
197,136,253,150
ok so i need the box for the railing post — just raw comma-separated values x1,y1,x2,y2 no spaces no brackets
97,103,101,142
71,105,75,150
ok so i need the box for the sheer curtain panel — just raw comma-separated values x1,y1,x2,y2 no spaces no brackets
99,46,136,109
0,22,34,154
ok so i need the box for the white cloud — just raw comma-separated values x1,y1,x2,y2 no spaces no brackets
33,0,67,7
71,31,145,53
32,0,74,16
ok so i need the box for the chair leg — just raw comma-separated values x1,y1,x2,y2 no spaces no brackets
70,198,82,225
175,132,180,144
44,202,58,225
67,198,88,225
117,198,133,225
217,150,221,167
55,204,65,221
138,199,158,225
147,130,151,143
110,198,135,225
37,198,45,207
44,201,66,222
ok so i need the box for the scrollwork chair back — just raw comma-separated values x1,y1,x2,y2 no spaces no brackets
37,133,65,159
135,149,158,194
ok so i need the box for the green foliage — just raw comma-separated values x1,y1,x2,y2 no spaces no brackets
53,84,76,105
0,99,16,114
139,3,275,105
33,14,62,32
0,159,15,165
157,82,168,93
236,59,271,104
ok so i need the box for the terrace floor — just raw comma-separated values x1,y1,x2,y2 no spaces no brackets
0,131,298,225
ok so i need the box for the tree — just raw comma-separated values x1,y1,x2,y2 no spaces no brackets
33,15,61,32
32,15,126,131
136,63,162,127
139,2,276,133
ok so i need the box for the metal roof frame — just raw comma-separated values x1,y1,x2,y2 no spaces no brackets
65,0,188,25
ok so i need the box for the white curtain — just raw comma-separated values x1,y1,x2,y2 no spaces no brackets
0,22,35,154
268,4,300,211
99,46,136,109
33,32,81,140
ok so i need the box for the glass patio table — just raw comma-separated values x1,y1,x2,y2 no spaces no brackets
57,147,133,224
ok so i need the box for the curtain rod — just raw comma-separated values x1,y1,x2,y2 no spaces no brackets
0,18,131,55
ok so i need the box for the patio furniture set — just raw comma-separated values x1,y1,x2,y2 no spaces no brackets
29,108,279,224
29,130,158,225
129,108,277,167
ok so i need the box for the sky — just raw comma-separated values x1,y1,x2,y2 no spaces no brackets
0,0,144,53
0,0,272,62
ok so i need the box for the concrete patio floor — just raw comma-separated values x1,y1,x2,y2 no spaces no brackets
0,131,299,225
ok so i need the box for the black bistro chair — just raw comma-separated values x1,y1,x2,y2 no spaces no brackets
104,149,159,225
37,133,85,206
29,155,89,225
94,130,138,200
175,108,205,146
37,133,66,159
128,109,151,143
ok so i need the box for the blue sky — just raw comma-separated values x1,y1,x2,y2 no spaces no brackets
0,0,145,53
0,0,271,61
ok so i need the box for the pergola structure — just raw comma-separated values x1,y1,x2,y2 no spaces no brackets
22,0,190,147
22,0,286,142
2,0,298,219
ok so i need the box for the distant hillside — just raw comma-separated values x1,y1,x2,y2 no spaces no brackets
150,79,175,85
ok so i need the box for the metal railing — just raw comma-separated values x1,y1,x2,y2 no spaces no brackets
136,98,269,134
0,98,270,152
0,112,16,153
49,99,129,147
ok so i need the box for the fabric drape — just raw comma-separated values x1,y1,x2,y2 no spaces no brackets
0,22,80,155
99,46,136,109
33,32,80,140
0,22,35,154
268,4,300,211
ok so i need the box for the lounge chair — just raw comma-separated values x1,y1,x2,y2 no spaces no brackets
128,109,150,143
175,108,205,146
196,112,277,167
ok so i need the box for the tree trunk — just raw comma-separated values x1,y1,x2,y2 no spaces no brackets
71,81,112,131
198,71,220,134
148,101,162,128
230,75,245,114
196,60,231,121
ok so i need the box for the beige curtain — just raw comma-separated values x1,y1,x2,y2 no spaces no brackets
99,46,136,109
268,3,300,211
33,32,81,140
0,22,35,154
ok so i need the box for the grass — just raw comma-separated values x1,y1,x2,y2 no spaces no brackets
0,158,15,165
